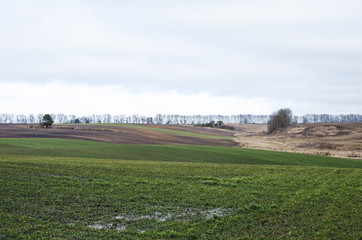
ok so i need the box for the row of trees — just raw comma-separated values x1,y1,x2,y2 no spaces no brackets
37,109,292,133
0,113,361,125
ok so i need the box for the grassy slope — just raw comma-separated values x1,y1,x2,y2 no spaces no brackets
96,123,234,139
0,138,361,169
0,138,361,239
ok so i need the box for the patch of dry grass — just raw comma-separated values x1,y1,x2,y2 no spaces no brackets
233,122,362,159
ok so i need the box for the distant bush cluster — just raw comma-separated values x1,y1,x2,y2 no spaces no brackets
194,121,224,128
39,114,54,128
267,108,293,134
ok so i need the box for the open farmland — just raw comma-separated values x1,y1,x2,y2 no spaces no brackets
0,124,235,146
0,135,361,239
2,122,361,159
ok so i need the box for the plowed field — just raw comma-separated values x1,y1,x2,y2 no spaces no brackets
0,124,236,146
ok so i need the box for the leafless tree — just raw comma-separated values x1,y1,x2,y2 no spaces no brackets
103,114,112,123
267,108,293,134
57,113,67,124
7,114,14,124
16,114,28,123
94,115,102,123
68,115,76,123
37,114,43,123
113,115,120,123
1,112,362,125
50,114,57,123
29,114,35,124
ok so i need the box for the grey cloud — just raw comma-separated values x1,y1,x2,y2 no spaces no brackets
0,0,361,114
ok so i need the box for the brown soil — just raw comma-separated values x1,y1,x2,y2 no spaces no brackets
0,124,236,147
232,122,362,159
1,122,361,159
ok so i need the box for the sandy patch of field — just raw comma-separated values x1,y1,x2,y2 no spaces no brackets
232,122,362,159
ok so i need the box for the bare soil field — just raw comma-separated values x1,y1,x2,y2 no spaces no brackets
0,124,236,147
232,122,362,159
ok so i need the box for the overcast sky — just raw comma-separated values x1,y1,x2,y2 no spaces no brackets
1,0,361,116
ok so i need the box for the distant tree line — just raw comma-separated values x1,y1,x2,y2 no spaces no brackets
0,113,361,125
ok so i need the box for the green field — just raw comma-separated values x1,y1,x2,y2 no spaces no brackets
96,123,234,140
0,138,361,239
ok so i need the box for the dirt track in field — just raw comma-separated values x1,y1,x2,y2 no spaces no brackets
0,124,236,147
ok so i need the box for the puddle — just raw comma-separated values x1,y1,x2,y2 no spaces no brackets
116,225,127,231
115,212,172,222
87,223,106,230
41,173,89,180
88,207,232,233
87,222,126,231
114,207,231,222
201,207,230,219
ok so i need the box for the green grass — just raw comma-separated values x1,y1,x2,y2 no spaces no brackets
95,123,234,139
0,138,361,169
0,138,361,239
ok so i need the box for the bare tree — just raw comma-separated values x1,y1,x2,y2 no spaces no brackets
2,114,10,123
0,114,5,123
132,114,139,124
95,115,102,123
8,114,14,124
57,113,67,124
50,114,56,124
267,108,293,134
146,117,153,124
37,114,43,123
113,115,120,123
29,114,35,124
16,114,28,123
68,115,76,123
119,115,126,123
103,114,112,123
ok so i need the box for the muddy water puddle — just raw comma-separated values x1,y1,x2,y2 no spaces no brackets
87,207,232,232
